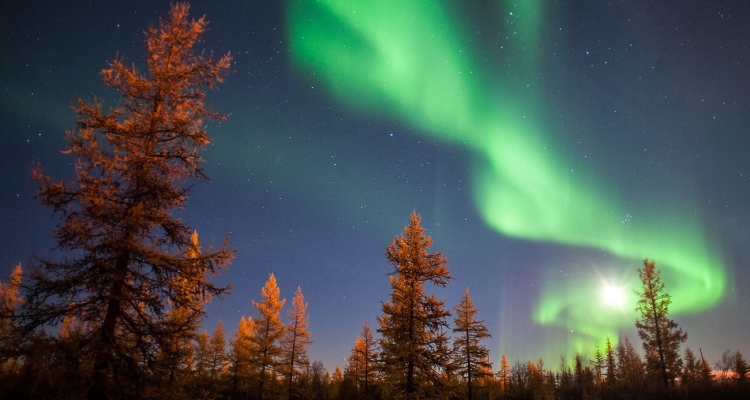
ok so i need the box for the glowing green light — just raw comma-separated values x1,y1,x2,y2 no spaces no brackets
287,0,727,360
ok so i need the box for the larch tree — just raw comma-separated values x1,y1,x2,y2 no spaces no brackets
280,286,312,399
452,287,492,400
497,354,510,396
635,259,687,389
208,320,227,388
378,211,453,399
230,315,257,396
22,3,233,399
357,322,379,396
251,273,286,399
346,322,380,397
194,330,211,385
0,264,23,374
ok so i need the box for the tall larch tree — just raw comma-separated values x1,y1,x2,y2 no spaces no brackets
281,286,312,399
251,273,286,399
635,259,687,389
22,4,232,399
452,287,492,400
378,211,453,399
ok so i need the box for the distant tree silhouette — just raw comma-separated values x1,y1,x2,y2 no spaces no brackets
378,211,452,399
22,3,232,399
615,336,644,393
734,351,748,387
635,259,687,389
604,337,617,391
452,287,492,400
591,345,605,391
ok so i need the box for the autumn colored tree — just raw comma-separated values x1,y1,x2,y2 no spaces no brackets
497,354,511,396
251,273,286,399
452,287,492,400
0,265,23,364
635,259,687,389
208,321,227,390
230,315,257,396
378,211,453,399
0,264,24,392
194,330,211,386
346,322,380,399
281,286,312,399
356,322,380,397
21,3,232,399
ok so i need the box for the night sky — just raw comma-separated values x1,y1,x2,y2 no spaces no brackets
2,0,749,371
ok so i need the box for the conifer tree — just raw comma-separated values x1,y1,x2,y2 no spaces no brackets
497,354,511,396
230,316,257,396
208,321,227,389
281,286,312,399
734,351,748,386
22,4,233,399
635,259,687,389
591,345,604,390
358,322,380,396
615,336,644,393
251,273,286,399
0,265,23,378
604,337,617,390
378,211,452,399
194,331,211,385
347,322,380,398
452,287,492,400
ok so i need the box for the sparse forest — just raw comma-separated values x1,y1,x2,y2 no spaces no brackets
0,3,748,400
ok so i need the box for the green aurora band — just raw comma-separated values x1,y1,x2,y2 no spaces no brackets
286,0,727,357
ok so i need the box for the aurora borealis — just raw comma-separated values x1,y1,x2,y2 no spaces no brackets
287,0,726,356
1,0,749,369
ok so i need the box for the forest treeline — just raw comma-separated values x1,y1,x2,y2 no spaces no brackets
0,3,747,400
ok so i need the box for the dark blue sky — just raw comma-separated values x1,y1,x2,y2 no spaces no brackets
1,0,748,371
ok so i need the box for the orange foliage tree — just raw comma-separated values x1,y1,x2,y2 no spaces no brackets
378,211,453,399
22,3,233,399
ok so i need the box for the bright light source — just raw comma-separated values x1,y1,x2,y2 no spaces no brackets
601,283,626,308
